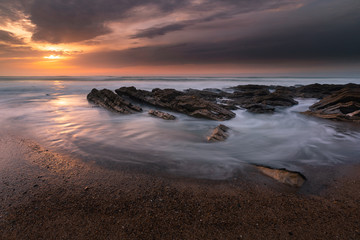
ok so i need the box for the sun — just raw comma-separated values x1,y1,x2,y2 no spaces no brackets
43,55,61,60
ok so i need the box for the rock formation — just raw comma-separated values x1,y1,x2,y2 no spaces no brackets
115,87,236,121
87,88,142,113
227,85,298,113
148,110,176,120
303,87,360,123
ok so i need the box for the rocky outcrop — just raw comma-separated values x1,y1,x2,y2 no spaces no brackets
115,87,236,121
207,124,230,142
87,88,142,113
148,110,176,120
294,84,346,99
227,85,297,113
303,87,360,123
255,165,306,187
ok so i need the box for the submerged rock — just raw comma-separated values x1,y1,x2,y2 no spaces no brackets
148,110,176,120
207,124,230,142
116,87,236,121
87,88,142,113
303,87,360,123
255,165,306,187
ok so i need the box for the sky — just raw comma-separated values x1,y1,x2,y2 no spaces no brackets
0,0,359,76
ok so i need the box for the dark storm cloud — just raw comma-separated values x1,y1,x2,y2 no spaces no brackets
130,23,187,39
0,0,26,22
1,0,302,43
0,30,24,44
28,0,193,43
130,0,300,39
74,10,360,67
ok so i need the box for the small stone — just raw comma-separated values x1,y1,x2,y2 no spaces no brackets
255,165,306,187
207,124,230,142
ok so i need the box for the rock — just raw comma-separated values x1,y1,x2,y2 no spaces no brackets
148,110,176,120
231,85,270,91
253,92,298,107
184,88,228,101
116,87,236,121
231,89,270,99
295,84,346,99
228,85,298,112
218,102,239,110
255,165,306,187
207,124,230,142
87,88,142,114
303,87,360,123
242,103,275,113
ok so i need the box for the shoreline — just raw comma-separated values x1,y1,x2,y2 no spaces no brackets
1,134,360,239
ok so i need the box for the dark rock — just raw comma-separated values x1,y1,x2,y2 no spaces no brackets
242,104,275,113
87,88,142,114
148,110,176,120
116,87,236,121
184,88,228,101
273,86,297,98
303,87,360,123
295,83,347,99
207,124,230,142
228,85,298,111
231,89,270,99
255,165,306,187
253,92,298,107
218,99,239,110
231,84,270,91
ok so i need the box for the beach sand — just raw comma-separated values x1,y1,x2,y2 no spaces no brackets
1,134,359,239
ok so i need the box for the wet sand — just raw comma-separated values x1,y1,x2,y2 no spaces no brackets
1,135,360,240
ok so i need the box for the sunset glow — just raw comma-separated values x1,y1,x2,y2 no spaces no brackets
43,55,61,60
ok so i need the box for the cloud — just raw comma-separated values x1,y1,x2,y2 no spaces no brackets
130,23,187,39
0,43,39,58
72,11,360,68
0,0,28,22
130,0,302,39
0,30,24,44
27,0,193,43
1,0,304,43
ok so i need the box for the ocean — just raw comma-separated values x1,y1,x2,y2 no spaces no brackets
1,76,360,179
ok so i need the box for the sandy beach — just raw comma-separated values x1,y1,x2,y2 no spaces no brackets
1,133,359,240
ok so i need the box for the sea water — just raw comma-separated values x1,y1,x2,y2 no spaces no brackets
1,76,360,179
